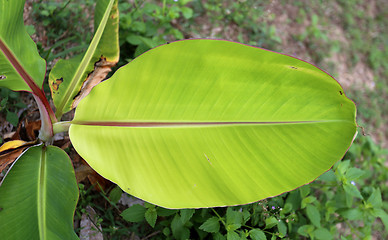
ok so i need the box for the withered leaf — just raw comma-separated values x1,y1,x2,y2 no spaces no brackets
87,171,111,192
9,114,40,142
72,56,117,109
0,139,39,172
75,164,95,183
75,162,111,191
25,120,41,141
51,78,63,92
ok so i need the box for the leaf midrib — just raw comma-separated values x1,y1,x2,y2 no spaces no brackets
71,120,351,127
0,38,43,96
38,146,47,240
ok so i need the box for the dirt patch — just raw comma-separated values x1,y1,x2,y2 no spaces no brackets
269,1,376,90
267,1,388,150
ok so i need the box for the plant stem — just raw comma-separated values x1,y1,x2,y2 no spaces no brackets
211,208,226,226
52,121,71,135
0,37,57,141
33,94,54,142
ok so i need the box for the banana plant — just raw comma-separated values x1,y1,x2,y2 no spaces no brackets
0,0,357,238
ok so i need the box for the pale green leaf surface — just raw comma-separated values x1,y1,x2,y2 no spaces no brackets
49,0,119,118
0,145,78,240
69,39,357,208
0,0,45,91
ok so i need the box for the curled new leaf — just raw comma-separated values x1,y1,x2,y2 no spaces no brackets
49,0,119,118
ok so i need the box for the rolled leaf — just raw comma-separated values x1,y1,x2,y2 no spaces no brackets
49,0,119,118
0,0,46,92
0,145,79,239
70,39,357,208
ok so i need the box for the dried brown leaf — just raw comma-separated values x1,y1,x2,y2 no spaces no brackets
0,140,39,172
10,118,40,141
25,120,41,140
72,56,117,109
75,164,95,183
75,162,111,191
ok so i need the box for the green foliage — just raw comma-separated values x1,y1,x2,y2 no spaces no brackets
107,135,387,240
0,145,79,239
0,88,26,128
118,0,195,61
48,0,119,119
349,85,388,142
293,12,331,63
31,0,95,61
190,0,281,49
337,0,388,75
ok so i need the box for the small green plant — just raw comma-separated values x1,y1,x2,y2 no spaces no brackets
31,0,95,61
0,88,26,128
0,0,360,238
119,0,194,60
191,0,282,49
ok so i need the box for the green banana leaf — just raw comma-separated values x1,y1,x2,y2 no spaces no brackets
0,145,79,239
70,39,357,208
49,0,119,119
0,0,46,92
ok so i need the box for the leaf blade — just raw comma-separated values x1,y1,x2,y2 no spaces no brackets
0,145,79,239
70,39,357,208
199,217,220,233
0,0,46,92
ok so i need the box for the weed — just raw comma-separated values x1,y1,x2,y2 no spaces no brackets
0,88,26,128
190,0,281,49
31,0,95,62
118,0,195,63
